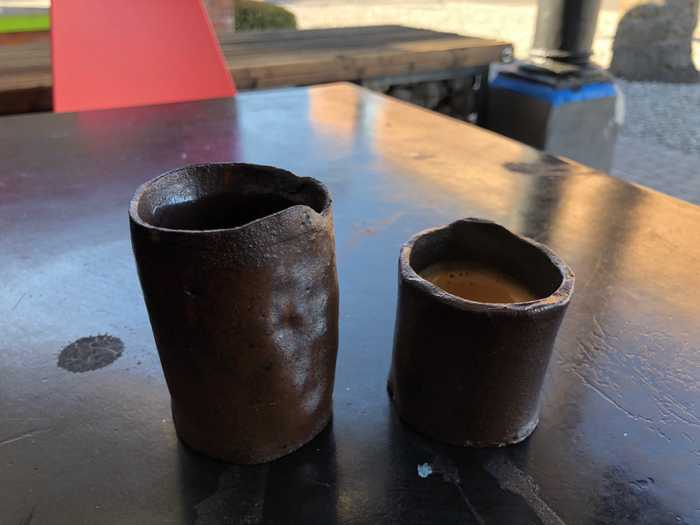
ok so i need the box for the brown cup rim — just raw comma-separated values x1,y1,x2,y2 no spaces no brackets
129,162,332,234
400,218,575,313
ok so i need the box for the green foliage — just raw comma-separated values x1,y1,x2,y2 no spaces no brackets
0,14,50,34
235,0,297,32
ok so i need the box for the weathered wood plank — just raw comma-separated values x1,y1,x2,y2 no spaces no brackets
218,28,470,54
228,39,503,67
232,45,503,89
217,24,425,44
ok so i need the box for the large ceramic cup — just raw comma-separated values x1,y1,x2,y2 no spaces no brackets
388,218,574,447
129,163,339,463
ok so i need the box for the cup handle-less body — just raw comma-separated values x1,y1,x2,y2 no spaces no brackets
389,219,574,447
130,163,339,463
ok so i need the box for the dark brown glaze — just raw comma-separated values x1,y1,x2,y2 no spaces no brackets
129,163,339,463
389,218,574,447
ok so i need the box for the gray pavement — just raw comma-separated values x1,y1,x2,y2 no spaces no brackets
611,136,700,205
611,80,700,205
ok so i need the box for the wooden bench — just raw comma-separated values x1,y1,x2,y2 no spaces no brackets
0,25,510,114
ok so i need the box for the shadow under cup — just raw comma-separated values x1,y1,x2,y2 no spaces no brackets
388,218,574,447
129,163,339,464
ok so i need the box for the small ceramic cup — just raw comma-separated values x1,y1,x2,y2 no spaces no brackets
388,218,574,447
129,163,339,463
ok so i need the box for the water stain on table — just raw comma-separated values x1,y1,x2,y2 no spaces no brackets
57,334,124,373
19,506,34,525
503,155,574,176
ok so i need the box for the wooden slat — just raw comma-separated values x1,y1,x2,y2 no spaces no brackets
232,45,504,89
219,27,464,51
217,25,425,44
216,28,500,57
220,32,469,58
227,39,503,68
221,38,501,63
0,25,509,114
228,42,503,79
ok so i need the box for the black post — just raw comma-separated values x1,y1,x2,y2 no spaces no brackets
530,0,602,65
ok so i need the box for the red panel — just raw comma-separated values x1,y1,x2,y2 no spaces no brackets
52,0,236,112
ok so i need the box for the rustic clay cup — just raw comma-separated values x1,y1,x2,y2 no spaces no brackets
388,218,574,447
129,163,339,463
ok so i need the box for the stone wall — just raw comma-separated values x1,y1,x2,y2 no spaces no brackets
364,75,483,122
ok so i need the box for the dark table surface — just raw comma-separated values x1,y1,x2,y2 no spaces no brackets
1,83,699,525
